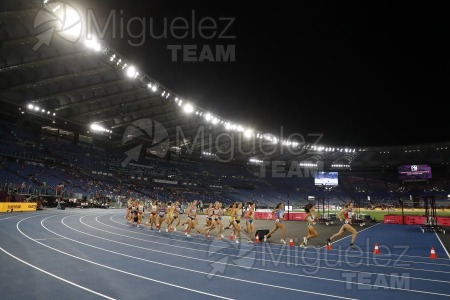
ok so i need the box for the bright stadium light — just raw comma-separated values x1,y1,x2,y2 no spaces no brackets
84,38,97,49
34,106,40,111
126,66,136,77
151,85,157,92
244,129,253,138
90,123,103,131
93,43,101,52
183,103,194,114
249,158,263,164
28,104,34,109
90,123,111,134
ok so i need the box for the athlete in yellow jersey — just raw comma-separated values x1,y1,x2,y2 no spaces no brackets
165,202,174,232
225,203,237,229
167,201,181,232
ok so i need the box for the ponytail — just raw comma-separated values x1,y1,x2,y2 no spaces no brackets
304,203,314,213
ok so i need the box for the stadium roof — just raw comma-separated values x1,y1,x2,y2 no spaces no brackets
1,0,449,168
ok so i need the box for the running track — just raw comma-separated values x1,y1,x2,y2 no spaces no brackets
1,209,449,299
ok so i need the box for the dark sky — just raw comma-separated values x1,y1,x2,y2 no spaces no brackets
76,1,450,146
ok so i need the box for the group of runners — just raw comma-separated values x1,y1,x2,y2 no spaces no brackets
125,199,257,243
262,202,359,248
124,198,358,248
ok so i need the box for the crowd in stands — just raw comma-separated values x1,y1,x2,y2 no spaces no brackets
1,120,449,209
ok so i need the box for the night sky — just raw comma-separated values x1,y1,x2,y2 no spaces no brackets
75,1,450,146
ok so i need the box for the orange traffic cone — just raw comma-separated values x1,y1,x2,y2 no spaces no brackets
429,247,437,259
229,232,234,240
326,242,332,250
255,234,260,243
373,243,380,254
289,237,294,247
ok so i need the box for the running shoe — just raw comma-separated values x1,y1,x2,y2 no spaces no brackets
280,239,286,244
303,237,308,245
299,243,307,248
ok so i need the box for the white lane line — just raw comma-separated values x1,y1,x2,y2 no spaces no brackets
323,222,450,263
74,215,450,287
16,216,233,300
94,214,450,275
434,231,450,259
110,213,450,264
0,247,115,299
51,214,450,298
40,214,356,300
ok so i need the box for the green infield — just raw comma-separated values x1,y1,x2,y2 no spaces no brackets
312,209,450,221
